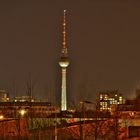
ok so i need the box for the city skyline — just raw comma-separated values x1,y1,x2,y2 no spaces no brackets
0,1,140,106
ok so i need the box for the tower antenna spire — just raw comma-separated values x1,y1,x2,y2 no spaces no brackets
62,9,67,54
63,10,66,49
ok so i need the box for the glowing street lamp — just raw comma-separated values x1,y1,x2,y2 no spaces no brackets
0,115,4,119
19,109,26,117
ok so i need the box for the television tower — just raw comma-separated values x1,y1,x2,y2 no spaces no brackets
59,10,70,111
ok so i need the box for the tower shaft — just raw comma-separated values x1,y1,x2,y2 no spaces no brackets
61,68,67,110
59,10,69,111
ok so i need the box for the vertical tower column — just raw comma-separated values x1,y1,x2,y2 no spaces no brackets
59,10,69,111
61,68,67,110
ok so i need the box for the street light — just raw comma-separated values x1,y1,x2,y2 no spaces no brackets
0,115,5,139
0,115,4,119
18,108,27,138
19,109,26,117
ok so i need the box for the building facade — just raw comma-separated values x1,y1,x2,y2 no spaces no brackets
98,90,125,111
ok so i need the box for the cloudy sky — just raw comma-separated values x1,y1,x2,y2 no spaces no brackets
0,0,140,106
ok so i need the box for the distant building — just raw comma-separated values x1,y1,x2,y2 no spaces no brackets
0,101,60,118
13,96,35,102
98,90,125,111
111,98,140,139
0,90,9,102
113,99,140,117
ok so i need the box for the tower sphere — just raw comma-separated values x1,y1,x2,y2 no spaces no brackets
59,56,69,67
59,61,69,68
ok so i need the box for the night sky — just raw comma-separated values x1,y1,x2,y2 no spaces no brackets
0,0,140,106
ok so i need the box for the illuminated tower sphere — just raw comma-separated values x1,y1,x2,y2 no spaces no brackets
59,10,70,111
